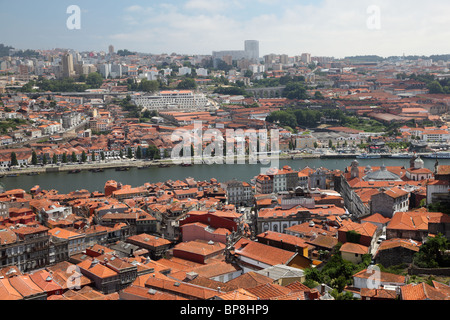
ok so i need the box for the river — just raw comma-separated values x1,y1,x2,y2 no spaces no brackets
1,158,448,194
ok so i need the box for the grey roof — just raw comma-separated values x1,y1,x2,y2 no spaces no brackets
363,165,401,181
254,264,305,280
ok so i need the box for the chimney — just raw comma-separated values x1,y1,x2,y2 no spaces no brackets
321,283,326,295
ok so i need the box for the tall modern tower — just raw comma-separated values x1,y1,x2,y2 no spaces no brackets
244,40,260,62
62,52,74,78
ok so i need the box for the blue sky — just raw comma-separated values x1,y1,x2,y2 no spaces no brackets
1,0,450,58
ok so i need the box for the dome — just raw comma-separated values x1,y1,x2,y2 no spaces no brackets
414,157,424,169
363,165,401,181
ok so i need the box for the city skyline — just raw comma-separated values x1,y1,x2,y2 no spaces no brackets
2,0,450,58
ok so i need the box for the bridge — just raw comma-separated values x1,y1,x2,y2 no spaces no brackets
245,86,286,99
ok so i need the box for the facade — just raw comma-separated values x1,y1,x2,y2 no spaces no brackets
0,224,50,273
222,179,253,207
132,90,209,112
370,187,410,218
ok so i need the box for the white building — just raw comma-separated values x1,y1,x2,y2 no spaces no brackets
178,67,192,76
196,68,208,77
132,90,210,111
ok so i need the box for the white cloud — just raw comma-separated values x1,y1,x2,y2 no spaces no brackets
111,0,450,57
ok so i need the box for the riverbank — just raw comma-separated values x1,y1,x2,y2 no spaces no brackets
0,151,445,177
1,153,303,176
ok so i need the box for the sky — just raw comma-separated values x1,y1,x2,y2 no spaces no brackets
1,0,450,58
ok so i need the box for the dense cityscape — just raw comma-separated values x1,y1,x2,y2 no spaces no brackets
0,5,450,305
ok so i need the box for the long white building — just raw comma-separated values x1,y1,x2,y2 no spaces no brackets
132,90,210,111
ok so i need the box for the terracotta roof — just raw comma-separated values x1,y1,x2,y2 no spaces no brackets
257,230,309,248
340,242,369,255
306,235,338,250
8,275,45,298
173,240,225,258
387,211,443,231
29,270,63,293
377,238,421,252
144,275,218,300
216,288,259,300
120,284,188,300
401,282,448,300
361,213,391,225
353,269,406,284
360,288,398,299
77,259,118,279
234,239,297,266
246,282,292,300
0,278,23,300
225,271,273,289
339,220,377,237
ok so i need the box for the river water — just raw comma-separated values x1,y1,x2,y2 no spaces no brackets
1,158,448,194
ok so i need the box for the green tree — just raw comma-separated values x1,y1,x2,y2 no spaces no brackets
127,147,133,159
314,91,325,99
136,146,142,159
428,81,444,94
42,155,47,165
52,154,57,164
81,151,87,163
91,151,96,161
177,78,197,90
71,152,77,163
282,82,308,100
31,151,38,165
100,151,105,161
10,152,18,166
62,153,68,164
86,72,104,88
139,79,159,93
413,234,450,268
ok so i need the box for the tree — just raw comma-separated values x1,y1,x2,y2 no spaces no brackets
428,81,444,94
177,78,197,90
413,234,450,268
136,146,142,159
71,152,77,163
52,154,57,164
139,79,159,93
31,151,38,165
127,147,133,159
314,91,325,99
86,72,104,88
81,151,87,163
91,151,96,161
42,155,47,165
62,153,68,164
100,151,105,161
282,82,308,100
10,152,18,166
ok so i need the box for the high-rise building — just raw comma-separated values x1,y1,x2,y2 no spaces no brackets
301,53,311,64
212,40,260,66
61,52,75,78
244,40,259,62
109,45,115,55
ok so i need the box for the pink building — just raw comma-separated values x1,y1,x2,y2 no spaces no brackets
181,222,229,244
